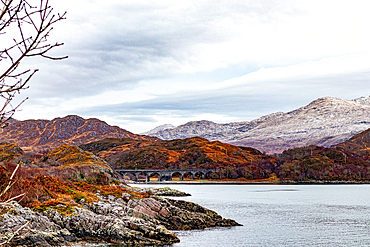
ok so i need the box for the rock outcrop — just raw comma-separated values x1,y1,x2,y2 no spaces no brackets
141,187,191,197
0,185,240,246
0,202,77,247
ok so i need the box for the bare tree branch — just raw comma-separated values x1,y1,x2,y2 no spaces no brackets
0,3,66,242
0,0,67,127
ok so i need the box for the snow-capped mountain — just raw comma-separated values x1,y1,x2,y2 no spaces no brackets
140,124,175,135
145,96,370,154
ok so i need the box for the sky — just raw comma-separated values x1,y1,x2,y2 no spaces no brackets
7,0,370,133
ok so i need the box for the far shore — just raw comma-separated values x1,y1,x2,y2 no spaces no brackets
127,180,370,185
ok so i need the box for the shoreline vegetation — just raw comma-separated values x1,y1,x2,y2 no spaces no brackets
130,179,370,185
129,173,370,185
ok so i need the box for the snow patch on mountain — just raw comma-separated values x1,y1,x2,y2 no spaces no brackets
141,124,176,135
146,96,370,154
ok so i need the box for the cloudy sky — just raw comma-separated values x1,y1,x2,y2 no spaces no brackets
9,0,370,133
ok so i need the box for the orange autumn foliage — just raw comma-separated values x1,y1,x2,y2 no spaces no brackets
80,137,279,180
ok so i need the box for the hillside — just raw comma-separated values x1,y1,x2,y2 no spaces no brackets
80,137,278,180
146,96,370,154
0,115,157,152
0,142,118,184
276,127,370,181
335,128,370,156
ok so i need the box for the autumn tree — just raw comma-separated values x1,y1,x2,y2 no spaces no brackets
0,0,67,127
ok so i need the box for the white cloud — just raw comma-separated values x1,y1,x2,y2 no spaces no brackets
9,0,370,133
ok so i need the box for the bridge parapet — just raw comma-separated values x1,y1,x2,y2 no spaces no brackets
116,169,213,182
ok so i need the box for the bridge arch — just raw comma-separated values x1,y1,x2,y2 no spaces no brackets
121,171,138,182
183,171,194,180
171,171,183,180
148,172,161,181
205,170,214,179
194,171,205,179
136,172,148,182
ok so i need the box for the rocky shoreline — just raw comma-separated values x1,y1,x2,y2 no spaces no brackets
0,185,240,246
139,186,192,197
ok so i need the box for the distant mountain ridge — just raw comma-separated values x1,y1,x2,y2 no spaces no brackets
0,115,157,151
145,96,370,154
140,124,175,135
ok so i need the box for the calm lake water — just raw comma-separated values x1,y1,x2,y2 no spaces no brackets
133,184,370,247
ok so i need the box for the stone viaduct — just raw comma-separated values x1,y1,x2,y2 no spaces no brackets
115,169,213,182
